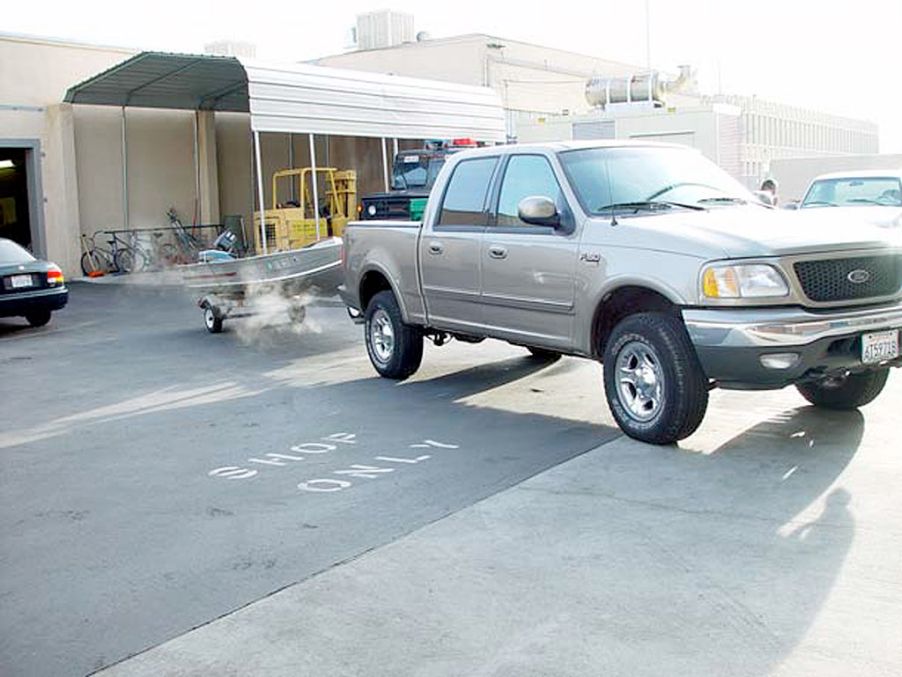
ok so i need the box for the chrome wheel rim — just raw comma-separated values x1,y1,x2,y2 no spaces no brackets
204,308,215,329
370,309,395,363
615,341,665,422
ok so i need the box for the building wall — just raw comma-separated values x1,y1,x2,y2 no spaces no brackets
0,34,134,272
516,104,743,178
316,34,641,122
708,95,880,188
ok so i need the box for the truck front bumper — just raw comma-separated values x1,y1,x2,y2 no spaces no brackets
683,303,902,390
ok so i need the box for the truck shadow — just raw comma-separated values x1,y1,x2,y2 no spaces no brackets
556,405,863,676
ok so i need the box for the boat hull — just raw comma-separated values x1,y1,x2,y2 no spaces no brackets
180,238,342,297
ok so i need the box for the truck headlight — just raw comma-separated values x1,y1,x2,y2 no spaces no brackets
702,264,789,299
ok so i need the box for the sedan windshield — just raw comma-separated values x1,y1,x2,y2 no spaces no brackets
801,177,902,208
559,146,756,216
0,239,35,265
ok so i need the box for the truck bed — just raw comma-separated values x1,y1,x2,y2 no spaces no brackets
343,219,426,323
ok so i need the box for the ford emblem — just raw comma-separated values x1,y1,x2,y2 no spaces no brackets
847,269,871,284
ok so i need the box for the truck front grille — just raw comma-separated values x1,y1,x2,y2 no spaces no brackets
363,198,411,220
794,255,901,303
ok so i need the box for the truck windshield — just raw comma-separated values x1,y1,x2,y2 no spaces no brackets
559,146,755,215
801,177,902,208
391,155,446,190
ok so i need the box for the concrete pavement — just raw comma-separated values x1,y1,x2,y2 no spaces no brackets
98,378,902,676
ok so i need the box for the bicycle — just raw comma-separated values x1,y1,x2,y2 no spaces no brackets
79,230,147,275
167,208,203,263
124,230,180,271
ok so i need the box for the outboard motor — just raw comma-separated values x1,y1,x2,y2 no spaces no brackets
213,229,238,253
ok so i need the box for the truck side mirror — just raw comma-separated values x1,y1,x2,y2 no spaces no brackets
518,196,560,228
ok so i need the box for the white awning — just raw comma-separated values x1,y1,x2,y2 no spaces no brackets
65,52,506,142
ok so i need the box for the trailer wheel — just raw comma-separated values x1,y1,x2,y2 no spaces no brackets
364,290,423,380
204,306,223,334
288,304,307,324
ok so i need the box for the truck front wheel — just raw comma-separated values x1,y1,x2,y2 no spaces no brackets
365,290,423,380
603,313,709,445
796,369,889,410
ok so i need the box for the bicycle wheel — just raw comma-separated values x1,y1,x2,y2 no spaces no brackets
81,249,110,276
114,248,144,274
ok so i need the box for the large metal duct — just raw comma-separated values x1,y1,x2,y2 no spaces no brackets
585,65,694,109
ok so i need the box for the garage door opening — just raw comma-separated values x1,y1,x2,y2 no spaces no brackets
0,148,32,250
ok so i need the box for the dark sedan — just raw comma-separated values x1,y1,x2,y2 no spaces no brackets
0,238,68,327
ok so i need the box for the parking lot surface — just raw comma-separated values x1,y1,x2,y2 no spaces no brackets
3,283,901,676
0,283,612,676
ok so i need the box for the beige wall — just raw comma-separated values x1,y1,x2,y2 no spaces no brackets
317,35,639,116
73,107,199,238
1,34,135,273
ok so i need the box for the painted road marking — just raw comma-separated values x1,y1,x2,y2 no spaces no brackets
210,433,460,494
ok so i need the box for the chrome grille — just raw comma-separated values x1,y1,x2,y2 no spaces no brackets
794,255,901,302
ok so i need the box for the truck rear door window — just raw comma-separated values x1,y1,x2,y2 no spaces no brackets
438,157,498,226
496,155,564,227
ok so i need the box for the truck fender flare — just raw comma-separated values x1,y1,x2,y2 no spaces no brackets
592,275,687,309
359,262,410,322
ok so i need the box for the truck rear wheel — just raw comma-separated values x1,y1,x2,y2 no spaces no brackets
796,369,889,410
365,290,423,380
602,312,708,445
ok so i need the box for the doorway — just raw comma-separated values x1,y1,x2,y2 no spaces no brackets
0,148,32,249
0,141,44,256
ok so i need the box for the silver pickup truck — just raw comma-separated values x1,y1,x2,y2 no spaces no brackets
339,141,902,444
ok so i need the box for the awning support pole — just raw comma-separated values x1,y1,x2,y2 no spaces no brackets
288,133,296,202
193,112,200,225
309,133,321,240
381,137,389,192
121,106,129,230
253,130,267,255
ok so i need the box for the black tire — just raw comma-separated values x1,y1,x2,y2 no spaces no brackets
527,347,561,362
364,290,423,380
288,305,307,324
203,307,223,334
602,312,709,445
25,310,52,327
796,369,889,410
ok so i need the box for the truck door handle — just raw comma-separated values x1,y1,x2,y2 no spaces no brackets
428,241,444,255
488,245,508,259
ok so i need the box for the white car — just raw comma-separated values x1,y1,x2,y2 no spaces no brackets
799,169,902,227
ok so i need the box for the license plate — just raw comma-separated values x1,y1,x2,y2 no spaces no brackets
10,274,34,289
861,330,900,364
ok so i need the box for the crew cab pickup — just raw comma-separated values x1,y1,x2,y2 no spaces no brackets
340,141,902,444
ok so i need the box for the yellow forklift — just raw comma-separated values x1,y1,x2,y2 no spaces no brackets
254,167,357,253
